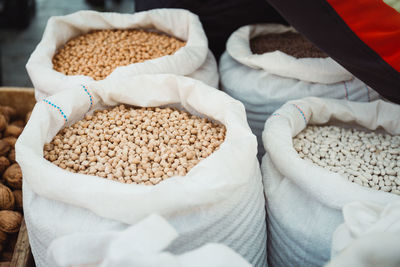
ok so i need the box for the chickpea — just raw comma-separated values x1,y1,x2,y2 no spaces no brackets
52,29,186,80
44,105,226,185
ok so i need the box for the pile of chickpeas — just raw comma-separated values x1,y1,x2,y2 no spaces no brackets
52,29,186,80
294,125,400,195
44,105,226,185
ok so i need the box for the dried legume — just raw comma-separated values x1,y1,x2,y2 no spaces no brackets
293,125,400,195
52,29,186,80
44,105,226,185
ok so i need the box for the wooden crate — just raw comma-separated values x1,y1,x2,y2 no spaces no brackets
0,87,36,267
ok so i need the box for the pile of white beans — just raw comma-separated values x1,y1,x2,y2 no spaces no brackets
293,125,400,195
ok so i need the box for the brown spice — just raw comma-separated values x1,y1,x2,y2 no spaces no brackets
250,32,328,58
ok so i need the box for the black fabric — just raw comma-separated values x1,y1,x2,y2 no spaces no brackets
135,0,287,59
265,0,400,103
0,0,36,29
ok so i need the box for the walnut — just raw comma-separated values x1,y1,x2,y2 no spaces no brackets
0,115,6,132
2,137,17,148
3,164,22,190
10,120,24,128
0,157,10,175
12,191,22,211
0,141,10,157
0,184,14,211
4,125,23,138
0,106,16,122
0,210,22,233
8,149,15,164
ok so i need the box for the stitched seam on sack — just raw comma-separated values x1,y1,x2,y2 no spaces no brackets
291,104,307,125
365,85,370,102
82,84,93,110
43,99,67,122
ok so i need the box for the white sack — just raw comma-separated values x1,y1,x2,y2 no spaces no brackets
261,97,400,267
224,24,351,84
325,233,400,267
219,24,379,159
17,74,266,267
331,201,400,266
47,214,253,267
326,201,400,267
26,9,218,100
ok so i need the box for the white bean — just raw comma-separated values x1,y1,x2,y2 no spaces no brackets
293,125,400,195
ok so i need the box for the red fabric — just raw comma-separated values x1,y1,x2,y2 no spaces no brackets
326,0,400,72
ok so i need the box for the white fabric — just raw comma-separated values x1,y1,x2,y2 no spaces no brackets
47,214,253,267
225,24,351,84
326,233,400,267
261,97,400,267
330,201,400,258
327,201,400,267
219,24,379,160
26,9,218,100
17,74,266,267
